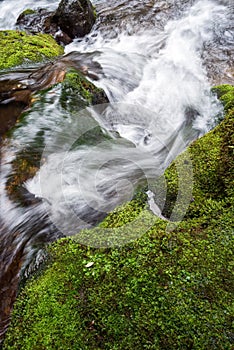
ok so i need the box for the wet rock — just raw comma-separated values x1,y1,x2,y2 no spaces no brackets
16,8,57,35
0,234,24,344
53,0,96,39
0,100,29,136
16,8,73,45
0,63,66,137
0,52,107,137
16,0,96,45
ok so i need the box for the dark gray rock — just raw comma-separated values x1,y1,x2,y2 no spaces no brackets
53,0,96,39
16,0,96,45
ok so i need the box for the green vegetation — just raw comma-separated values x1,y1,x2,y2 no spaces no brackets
212,84,234,112
92,4,97,19
3,85,234,349
164,84,234,219
18,8,36,17
61,70,108,108
0,30,64,70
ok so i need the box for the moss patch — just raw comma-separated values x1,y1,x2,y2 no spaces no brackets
3,85,234,349
0,30,64,70
212,84,234,112
61,70,108,109
164,84,234,218
18,8,36,17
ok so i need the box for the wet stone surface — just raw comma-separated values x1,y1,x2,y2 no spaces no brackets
16,0,96,45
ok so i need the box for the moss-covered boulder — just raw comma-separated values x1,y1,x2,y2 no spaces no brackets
0,30,64,135
0,30,64,70
3,85,234,349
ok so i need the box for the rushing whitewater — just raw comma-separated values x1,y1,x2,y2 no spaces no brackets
0,0,232,245
25,0,226,237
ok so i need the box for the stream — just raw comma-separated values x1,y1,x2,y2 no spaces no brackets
0,0,233,342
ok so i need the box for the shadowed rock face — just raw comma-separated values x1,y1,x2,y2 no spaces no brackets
16,0,96,45
0,100,30,136
54,0,96,39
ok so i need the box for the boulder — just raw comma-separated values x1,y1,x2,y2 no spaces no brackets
53,0,96,39
16,0,96,45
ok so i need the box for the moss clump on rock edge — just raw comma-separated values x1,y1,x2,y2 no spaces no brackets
61,70,108,109
0,30,64,70
17,8,36,18
3,86,234,350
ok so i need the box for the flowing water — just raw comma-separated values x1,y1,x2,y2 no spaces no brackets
0,0,233,341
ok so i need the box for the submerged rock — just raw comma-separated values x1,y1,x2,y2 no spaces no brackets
3,66,108,203
0,45,107,137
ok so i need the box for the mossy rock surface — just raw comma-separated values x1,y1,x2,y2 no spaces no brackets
164,84,234,218
0,30,64,70
3,85,234,350
60,70,108,109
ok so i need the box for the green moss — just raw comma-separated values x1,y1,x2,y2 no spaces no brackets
61,70,108,108
92,4,97,19
4,216,233,349
3,85,234,349
0,30,64,70
100,191,148,229
19,8,36,17
212,84,234,112
164,84,234,218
